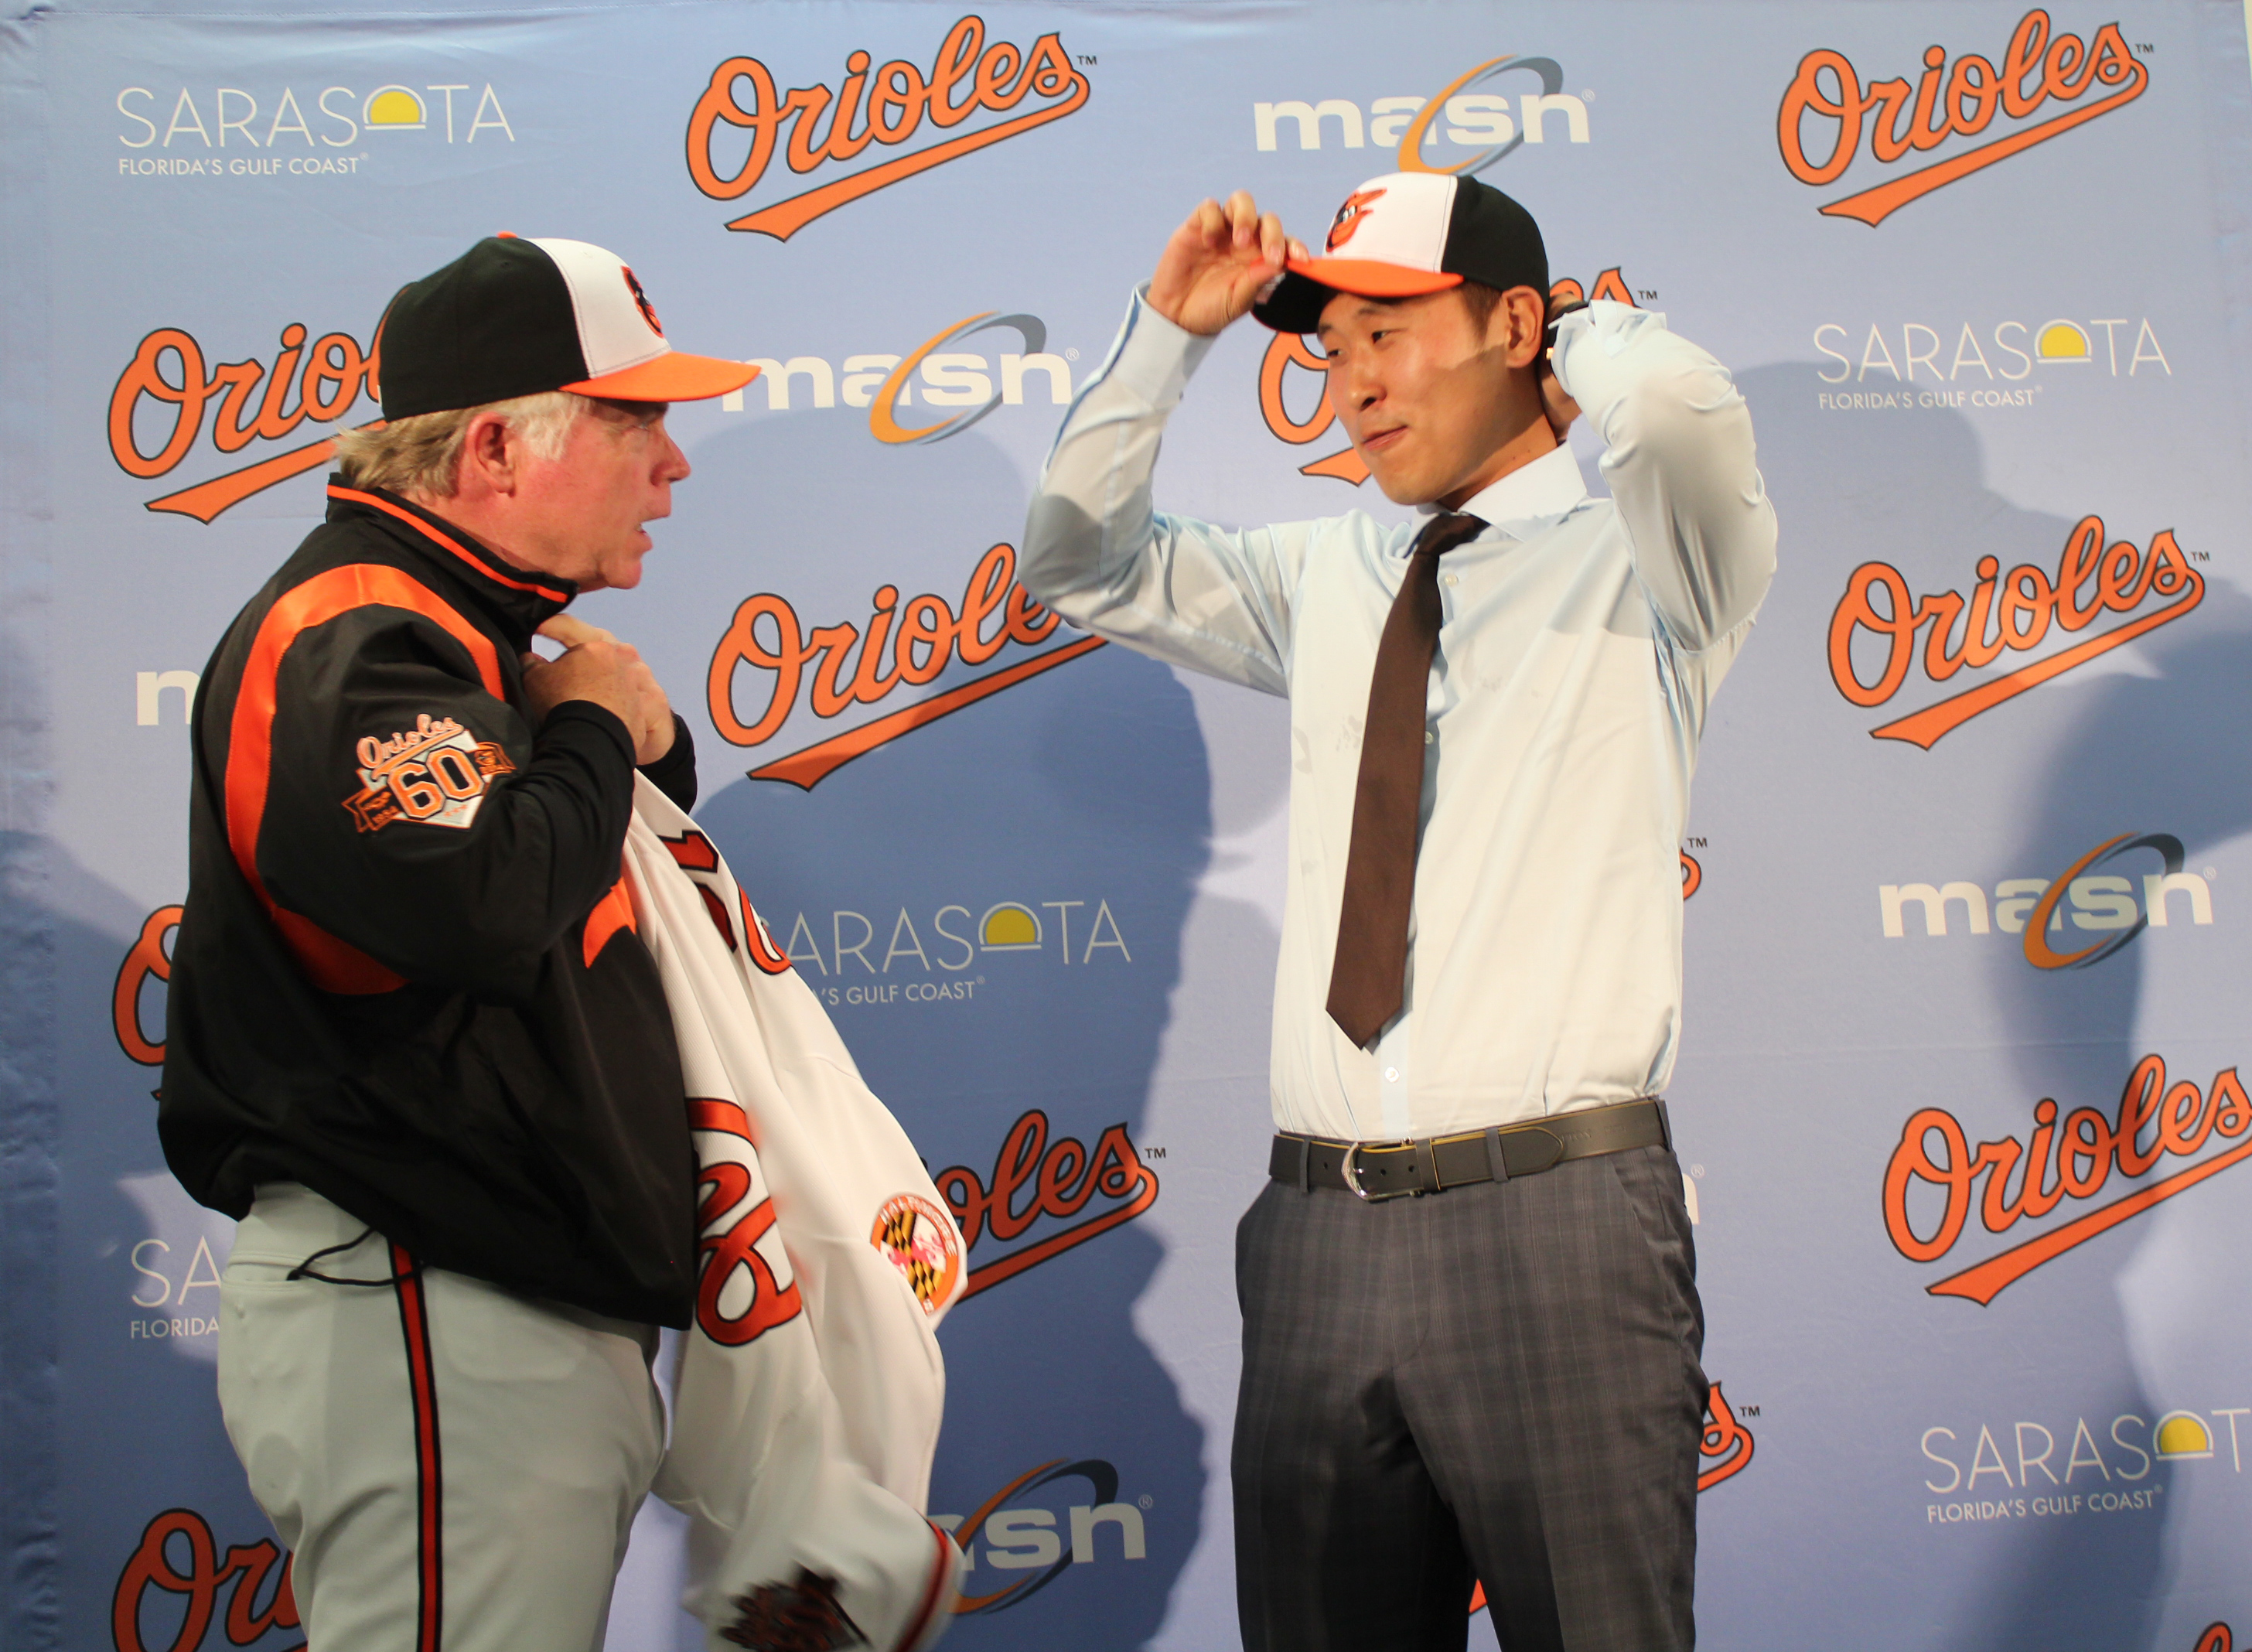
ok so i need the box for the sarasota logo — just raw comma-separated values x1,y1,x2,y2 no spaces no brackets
686,15,1090,241
930,1109,1159,1299
1778,9,2149,226
108,320,380,523
706,542,1103,789
1883,1052,2252,1304
1828,514,2201,748
1259,268,1636,482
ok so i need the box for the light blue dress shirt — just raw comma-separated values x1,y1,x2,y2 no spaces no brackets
1022,294,1776,1142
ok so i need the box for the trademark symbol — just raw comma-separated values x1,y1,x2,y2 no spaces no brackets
1690,1163,1705,1178
2189,549,2211,562
1685,835,1707,849
1065,347,1080,360
1740,1405,1761,1417
1138,1494,1153,1510
2134,42,2154,53
2204,866,2219,880
1142,1145,1167,1160
1637,289,1659,302
1580,89,1595,101
1077,53,1097,67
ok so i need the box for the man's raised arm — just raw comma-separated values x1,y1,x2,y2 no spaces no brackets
1551,301,1777,651
1020,193,1315,697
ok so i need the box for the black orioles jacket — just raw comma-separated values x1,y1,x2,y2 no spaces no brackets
161,480,698,1326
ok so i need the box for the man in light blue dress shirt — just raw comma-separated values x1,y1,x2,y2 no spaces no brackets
1022,173,1776,1650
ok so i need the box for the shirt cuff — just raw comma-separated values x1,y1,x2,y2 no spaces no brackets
1097,283,1219,408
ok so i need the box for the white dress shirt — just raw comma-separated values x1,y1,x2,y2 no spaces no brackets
1022,294,1776,1142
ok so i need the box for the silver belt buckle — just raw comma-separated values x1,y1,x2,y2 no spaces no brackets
1339,1141,1418,1202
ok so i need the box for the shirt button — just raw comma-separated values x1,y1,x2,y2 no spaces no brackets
1424,730,1435,744
1444,573,1459,587
1384,1067,1400,1082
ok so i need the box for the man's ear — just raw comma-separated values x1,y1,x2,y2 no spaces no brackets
1498,287,1547,370
456,411,518,500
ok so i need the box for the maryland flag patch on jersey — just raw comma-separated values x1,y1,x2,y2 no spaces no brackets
870,1194,963,1318
343,713,516,833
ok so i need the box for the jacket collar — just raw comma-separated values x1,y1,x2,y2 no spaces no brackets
324,479,578,638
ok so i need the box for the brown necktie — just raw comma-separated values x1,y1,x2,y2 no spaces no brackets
1326,510,1487,1048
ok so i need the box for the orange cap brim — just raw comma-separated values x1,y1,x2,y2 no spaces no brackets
1284,255,1463,300
565,351,761,403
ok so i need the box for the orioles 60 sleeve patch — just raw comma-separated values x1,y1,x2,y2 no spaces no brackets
342,713,517,833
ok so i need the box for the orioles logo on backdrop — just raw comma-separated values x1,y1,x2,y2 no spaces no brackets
686,14,1090,241
1778,9,2149,226
114,906,183,1073
108,317,380,523
112,1508,299,1652
1259,269,1637,484
1829,514,2201,748
930,1109,1158,1299
1884,1051,2252,1305
707,541,1104,789
341,713,515,834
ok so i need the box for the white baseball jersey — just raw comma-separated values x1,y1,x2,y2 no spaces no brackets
623,776,967,1652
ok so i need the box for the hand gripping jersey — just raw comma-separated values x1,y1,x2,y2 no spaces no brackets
623,777,965,1652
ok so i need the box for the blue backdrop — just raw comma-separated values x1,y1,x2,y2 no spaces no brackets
5,2,2252,1647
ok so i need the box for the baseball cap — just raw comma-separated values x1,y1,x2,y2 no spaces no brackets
376,234,760,419
1251,172,1548,335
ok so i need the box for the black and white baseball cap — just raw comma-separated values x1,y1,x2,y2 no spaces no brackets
1251,172,1548,335
376,234,760,419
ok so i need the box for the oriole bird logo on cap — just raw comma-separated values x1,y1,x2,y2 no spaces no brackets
1326,188,1386,252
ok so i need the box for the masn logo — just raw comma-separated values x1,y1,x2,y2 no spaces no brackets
934,1458,1147,1614
1829,514,2202,747
1813,312,2170,415
1253,53,1590,172
1779,9,2148,225
108,319,381,523
687,15,1089,241
118,79,514,179
718,309,1075,446
1259,268,1639,483
1885,1051,2252,1304
1878,831,2214,970
708,542,1103,790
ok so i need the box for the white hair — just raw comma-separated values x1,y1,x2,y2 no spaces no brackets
332,390,586,498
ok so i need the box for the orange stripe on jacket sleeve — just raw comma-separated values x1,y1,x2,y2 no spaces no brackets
225,564,506,994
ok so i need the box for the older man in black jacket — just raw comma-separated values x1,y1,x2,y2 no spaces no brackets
162,234,756,1651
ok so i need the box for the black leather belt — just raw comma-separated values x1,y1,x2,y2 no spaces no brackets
1268,1098,1670,1201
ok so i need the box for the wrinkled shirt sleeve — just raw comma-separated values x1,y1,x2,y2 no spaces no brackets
1551,301,1777,652
1020,287,1316,698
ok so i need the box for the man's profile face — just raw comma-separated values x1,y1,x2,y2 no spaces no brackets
510,399,691,592
1316,288,1529,508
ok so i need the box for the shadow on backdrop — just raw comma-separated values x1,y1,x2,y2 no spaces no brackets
679,404,1213,1650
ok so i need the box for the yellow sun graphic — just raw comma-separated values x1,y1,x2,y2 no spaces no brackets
2155,1411,2213,1459
363,86,427,130
2035,320,2092,362
979,903,1041,951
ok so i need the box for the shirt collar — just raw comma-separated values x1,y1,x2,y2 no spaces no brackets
325,477,578,638
1420,442,1589,540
